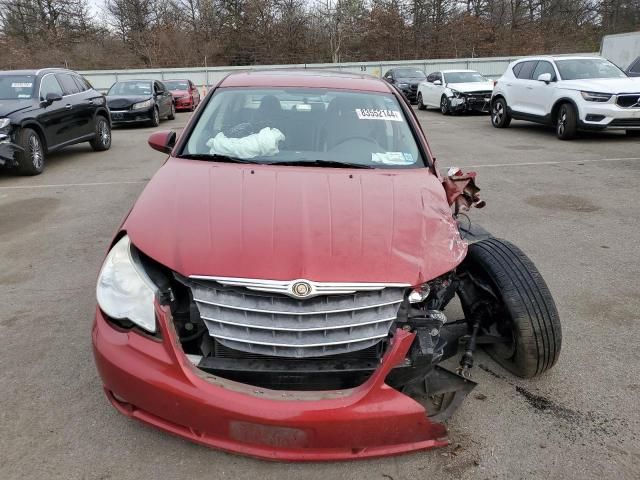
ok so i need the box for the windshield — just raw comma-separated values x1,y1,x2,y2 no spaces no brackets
0,75,35,100
555,59,627,80
165,80,189,90
182,87,425,169
394,69,426,79
444,71,487,84
108,81,152,96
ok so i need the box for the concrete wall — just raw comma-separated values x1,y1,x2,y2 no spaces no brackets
79,56,525,93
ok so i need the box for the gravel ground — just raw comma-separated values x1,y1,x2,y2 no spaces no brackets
1,109,638,480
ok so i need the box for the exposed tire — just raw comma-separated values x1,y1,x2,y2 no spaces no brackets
491,97,511,128
556,103,577,140
14,127,45,176
440,95,450,115
89,115,111,151
168,103,176,120
626,129,640,137
149,107,160,127
417,93,426,110
463,238,562,378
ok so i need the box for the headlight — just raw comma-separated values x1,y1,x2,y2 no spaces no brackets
408,273,454,304
0,118,11,130
397,83,409,88
132,99,153,110
450,89,463,99
581,91,611,102
96,235,158,333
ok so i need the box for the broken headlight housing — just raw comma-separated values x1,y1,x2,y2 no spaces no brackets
96,235,158,333
449,89,464,99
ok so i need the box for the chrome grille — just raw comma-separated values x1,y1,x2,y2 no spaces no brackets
181,277,407,358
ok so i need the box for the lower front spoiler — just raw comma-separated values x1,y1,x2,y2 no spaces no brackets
92,307,450,461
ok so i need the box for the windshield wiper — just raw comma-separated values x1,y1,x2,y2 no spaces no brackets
267,159,373,169
178,153,260,164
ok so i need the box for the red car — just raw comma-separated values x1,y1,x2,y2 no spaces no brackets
93,70,561,461
164,79,200,111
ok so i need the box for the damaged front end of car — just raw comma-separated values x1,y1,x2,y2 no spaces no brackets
0,119,20,167
93,170,526,460
448,90,493,113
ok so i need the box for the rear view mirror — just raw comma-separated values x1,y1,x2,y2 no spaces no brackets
433,80,442,86
537,73,552,83
148,130,176,154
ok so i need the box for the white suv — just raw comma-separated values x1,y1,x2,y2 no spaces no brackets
491,55,640,139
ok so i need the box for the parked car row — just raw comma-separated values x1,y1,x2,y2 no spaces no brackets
392,55,640,140
0,68,201,175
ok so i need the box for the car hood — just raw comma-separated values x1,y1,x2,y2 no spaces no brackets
124,159,467,285
0,99,34,117
170,89,189,97
559,77,640,93
396,77,425,85
106,95,151,109
447,82,494,93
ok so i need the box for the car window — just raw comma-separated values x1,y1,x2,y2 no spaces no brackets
512,62,524,77
443,71,488,83
384,71,393,80
71,75,87,92
392,69,426,79
555,58,627,80
0,74,35,99
107,81,152,96
183,87,425,169
56,73,80,95
39,74,63,99
165,80,190,90
155,82,166,93
627,57,640,74
532,61,557,81
516,61,538,80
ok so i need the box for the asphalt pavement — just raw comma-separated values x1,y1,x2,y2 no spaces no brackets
1,109,638,479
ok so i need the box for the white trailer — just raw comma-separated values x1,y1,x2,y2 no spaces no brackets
600,31,640,71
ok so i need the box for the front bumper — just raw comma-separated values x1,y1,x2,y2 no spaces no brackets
174,97,193,110
109,108,153,124
0,132,20,166
92,305,449,461
578,103,640,130
399,87,418,103
450,95,491,113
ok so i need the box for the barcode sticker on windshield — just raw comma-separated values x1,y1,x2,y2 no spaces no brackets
11,83,32,88
356,109,403,122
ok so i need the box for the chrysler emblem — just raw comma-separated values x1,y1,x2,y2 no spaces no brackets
291,281,312,298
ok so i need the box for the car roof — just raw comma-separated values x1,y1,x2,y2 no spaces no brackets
219,69,392,93
0,68,71,76
441,69,478,73
513,55,603,63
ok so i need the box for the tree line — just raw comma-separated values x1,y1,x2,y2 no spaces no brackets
0,0,639,70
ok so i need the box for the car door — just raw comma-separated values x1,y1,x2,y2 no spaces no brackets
190,80,200,105
155,81,171,117
431,72,445,105
508,60,538,114
56,72,92,142
525,60,559,117
37,73,68,149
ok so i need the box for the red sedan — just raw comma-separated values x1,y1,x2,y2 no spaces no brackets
165,79,200,111
93,70,561,460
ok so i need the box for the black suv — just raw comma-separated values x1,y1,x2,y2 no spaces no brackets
382,68,427,103
0,68,111,175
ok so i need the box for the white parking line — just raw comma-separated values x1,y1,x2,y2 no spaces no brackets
0,180,148,191
460,156,640,168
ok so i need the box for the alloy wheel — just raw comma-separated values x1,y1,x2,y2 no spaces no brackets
29,134,43,170
557,109,567,136
99,120,111,147
441,97,448,113
492,102,503,125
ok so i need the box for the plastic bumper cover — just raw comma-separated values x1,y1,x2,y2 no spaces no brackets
579,103,640,130
92,305,449,460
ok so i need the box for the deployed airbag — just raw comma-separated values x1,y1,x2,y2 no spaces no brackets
206,127,285,159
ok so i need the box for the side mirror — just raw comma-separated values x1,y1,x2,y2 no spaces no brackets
537,73,552,83
433,80,442,86
44,92,63,105
148,130,176,154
